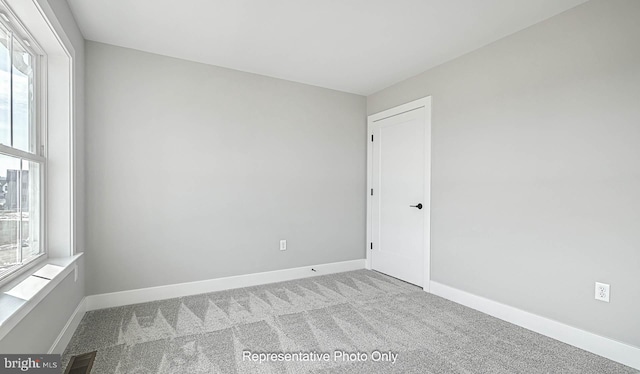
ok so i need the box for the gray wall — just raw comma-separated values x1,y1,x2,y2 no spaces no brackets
0,0,85,353
368,0,640,347
85,41,366,295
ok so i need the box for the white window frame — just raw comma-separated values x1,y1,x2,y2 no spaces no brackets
0,5,46,285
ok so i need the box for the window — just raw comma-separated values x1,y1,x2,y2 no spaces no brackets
0,12,44,282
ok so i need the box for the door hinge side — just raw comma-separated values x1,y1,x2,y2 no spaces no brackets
371,134,373,142
370,188,373,196
370,242,373,250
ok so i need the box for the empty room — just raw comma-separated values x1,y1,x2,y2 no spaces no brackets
0,0,638,373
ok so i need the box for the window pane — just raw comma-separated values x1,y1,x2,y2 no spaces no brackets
21,160,39,260
0,154,21,274
0,27,10,146
0,154,41,277
12,39,35,152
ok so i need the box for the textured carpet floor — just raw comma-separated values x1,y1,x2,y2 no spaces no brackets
63,270,637,373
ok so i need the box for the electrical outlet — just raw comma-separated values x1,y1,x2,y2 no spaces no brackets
595,282,610,302
280,240,287,251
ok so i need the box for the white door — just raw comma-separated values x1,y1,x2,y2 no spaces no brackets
369,100,430,287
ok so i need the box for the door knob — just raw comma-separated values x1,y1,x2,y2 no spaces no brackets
410,203,423,209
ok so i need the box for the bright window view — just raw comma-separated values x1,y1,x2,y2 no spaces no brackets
0,21,42,279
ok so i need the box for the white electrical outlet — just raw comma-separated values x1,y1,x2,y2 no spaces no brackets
595,282,610,302
280,240,287,251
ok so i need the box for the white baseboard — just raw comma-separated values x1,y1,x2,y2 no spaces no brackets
429,281,640,370
86,259,365,311
49,297,86,354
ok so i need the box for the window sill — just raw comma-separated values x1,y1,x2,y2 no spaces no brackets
0,253,83,341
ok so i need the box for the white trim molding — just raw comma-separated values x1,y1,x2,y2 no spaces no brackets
49,297,86,354
0,254,82,342
430,281,640,370
86,259,365,311
366,97,432,291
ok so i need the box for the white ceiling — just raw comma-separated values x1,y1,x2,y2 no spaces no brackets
67,0,587,95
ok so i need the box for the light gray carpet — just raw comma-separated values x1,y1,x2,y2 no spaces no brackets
63,270,637,373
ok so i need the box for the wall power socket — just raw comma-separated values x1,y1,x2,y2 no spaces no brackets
595,282,610,303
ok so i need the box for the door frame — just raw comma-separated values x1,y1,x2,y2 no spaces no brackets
366,97,432,292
